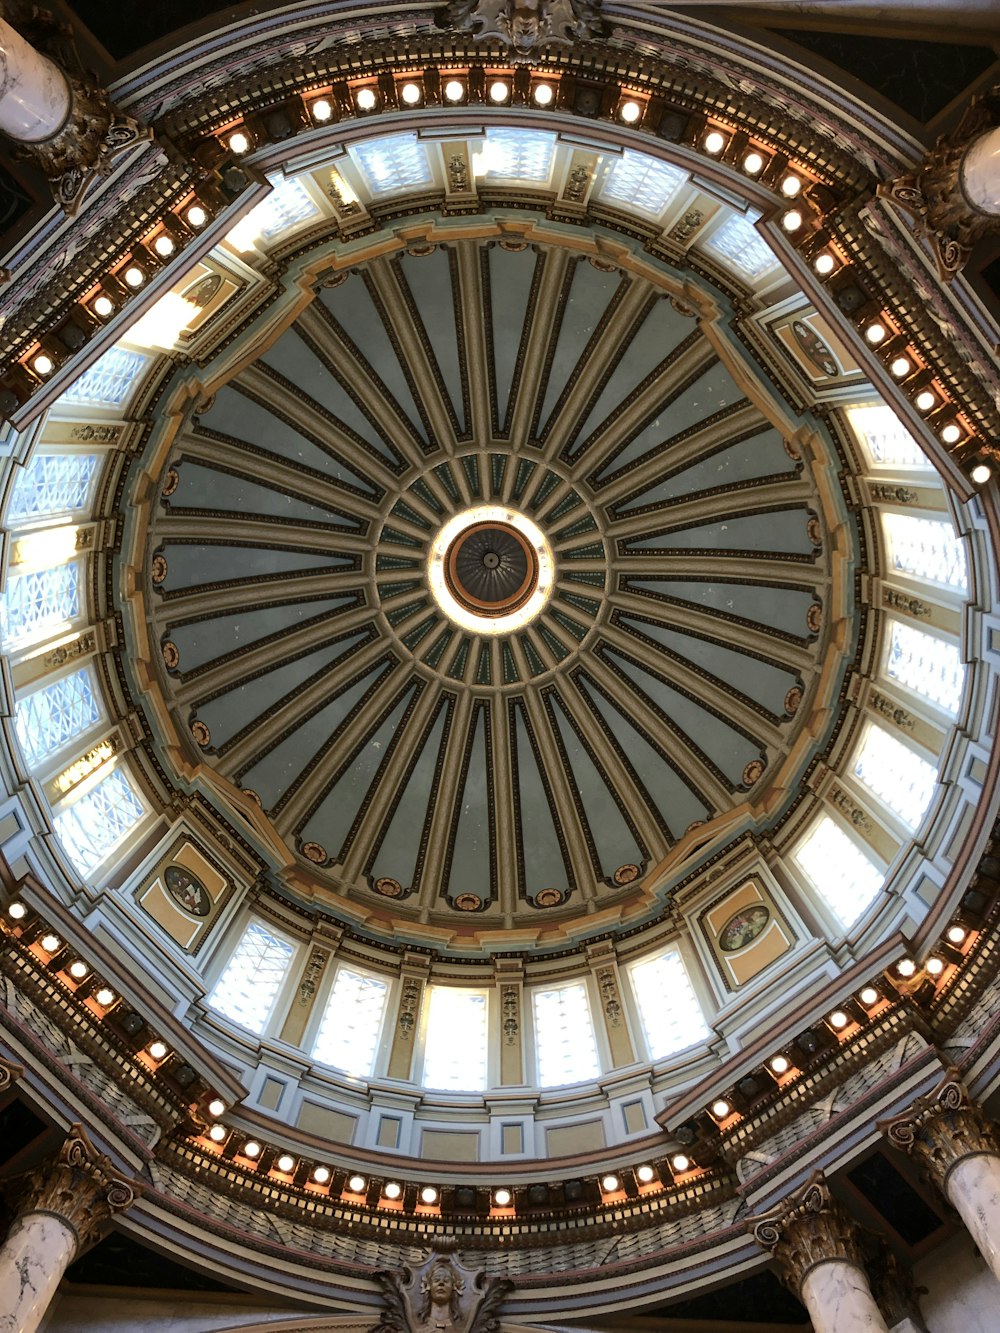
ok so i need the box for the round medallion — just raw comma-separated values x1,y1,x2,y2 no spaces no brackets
718,904,771,952
742,759,765,787
614,863,640,886
784,686,803,716
535,888,563,908
807,602,823,633
191,720,211,747
164,864,211,917
151,554,168,584
242,788,263,808
374,877,403,898
161,468,180,497
161,640,180,670
302,842,328,864
454,893,482,911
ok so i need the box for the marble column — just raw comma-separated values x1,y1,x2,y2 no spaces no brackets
0,17,70,143
960,126,1000,217
0,1125,138,1333
750,1173,890,1333
881,1069,1000,1284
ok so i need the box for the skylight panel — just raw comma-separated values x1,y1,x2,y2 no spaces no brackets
478,128,555,181
852,722,938,831
312,965,388,1078
15,667,104,769
2,562,80,647
845,404,931,469
630,950,709,1061
208,921,295,1035
352,133,432,194
60,348,149,409
53,767,145,875
422,987,488,1091
600,150,686,216
792,814,883,928
251,176,321,239
885,620,964,715
881,513,968,592
7,453,99,526
533,981,600,1087
702,213,775,280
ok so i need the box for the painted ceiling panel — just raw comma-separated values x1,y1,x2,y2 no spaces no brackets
537,259,624,433
512,700,572,902
396,248,467,432
615,429,797,512
624,508,817,555
444,701,494,909
487,243,539,428
625,578,817,638
168,462,359,527
166,595,359,672
156,542,351,590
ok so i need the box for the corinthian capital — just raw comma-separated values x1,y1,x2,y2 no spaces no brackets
879,1069,999,1190
16,1124,140,1254
0,1055,24,1091
749,1172,866,1297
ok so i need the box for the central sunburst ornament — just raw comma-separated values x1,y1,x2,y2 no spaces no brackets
428,505,554,634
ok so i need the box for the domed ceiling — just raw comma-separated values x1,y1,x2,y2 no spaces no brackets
139,227,845,938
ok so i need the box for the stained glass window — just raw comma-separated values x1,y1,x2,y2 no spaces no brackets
846,404,931,469
353,134,432,194
2,563,80,647
533,981,601,1087
480,128,555,181
312,966,389,1077
853,722,938,831
15,668,104,768
53,767,146,875
885,621,964,715
793,814,883,927
422,987,488,1092
250,176,321,239
600,150,686,216
7,453,99,525
630,950,709,1060
882,513,968,592
702,213,775,279
60,348,148,409
208,921,295,1035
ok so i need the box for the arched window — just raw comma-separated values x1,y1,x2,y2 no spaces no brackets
422,987,488,1092
312,966,389,1078
792,814,884,928
532,981,600,1087
629,950,709,1060
208,921,295,1035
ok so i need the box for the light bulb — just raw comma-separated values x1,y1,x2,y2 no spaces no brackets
228,131,250,155
93,295,115,318
489,81,509,103
401,82,422,105
7,901,26,920
636,1165,655,1184
123,265,145,288
313,1166,331,1184
243,1140,261,1159
743,151,764,175
493,1187,512,1205
814,252,836,275
356,88,377,111
348,1174,367,1192
69,960,89,980
704,131,726,154
859,987,880,1007
32,354,54,376
971,462,992,485
601,1174,620,1192
925,956,945,976
41,934,61,953
915,390,936,412
153,234,176,257
781,174,802,197
277,1154,295,1173
781,209,802,232
420,1186,438,1204
208,1123,227,1142
96,987,116,1007
186,204,208,228
896,958,917,977
532,83,553,106
865,322,887,345
769,1055,790,1075
444,80,465,103
946,924,967,944
311,99,333,122
828,1010,849,1030
671,1154,691,1173
941,423,962,445
384,1181,402,1199
148,1040,169,1061
620,100,641,124
711,1099,731,1120
208,1098,226,1118
890,356,913,379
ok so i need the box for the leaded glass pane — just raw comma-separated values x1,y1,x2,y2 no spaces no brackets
702,213,775,279
7,454,99,525
313,966,388,1077
61,347,148,408
53,767,145,874
853,722,937,831
630,950,709,1060
422,987,487,1092
846,404,931,469
600,150,686,216
533,982,600,1087
882,513,968,592
208,921,295,1035
353,134,432,194
15,667,103,768
2,563,80,647
251,176,321,239
885,621,964,715
792,814,883,927
481,128,555,181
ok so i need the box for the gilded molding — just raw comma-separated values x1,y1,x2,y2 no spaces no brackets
14,1124,139,1253
750,1172,868,1297
879,1068,1000,1192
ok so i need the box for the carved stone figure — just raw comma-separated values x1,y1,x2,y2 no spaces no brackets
370,1248,513,1333
438,0,604,57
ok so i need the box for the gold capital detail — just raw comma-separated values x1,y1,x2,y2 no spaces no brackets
16,1124,140,1254
0,1056,24,1091
749,1172,867,1297
879,1068,999,1192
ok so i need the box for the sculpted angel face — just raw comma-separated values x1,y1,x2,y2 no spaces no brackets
429,1263,455,1303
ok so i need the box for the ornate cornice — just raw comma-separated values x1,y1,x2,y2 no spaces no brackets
749,1172,866,1297
879,1067,1000,1191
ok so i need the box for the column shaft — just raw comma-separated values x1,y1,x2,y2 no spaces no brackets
961,126,1000,216
944,1152,1000,1283
0,1211,77,1333
800,1259,891,1333
0,18,70,142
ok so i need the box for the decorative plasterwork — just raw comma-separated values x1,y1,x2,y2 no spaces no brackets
879,1067,1000,1191
437,0,604,55
371,1247,512,1333
749,1172,866,1297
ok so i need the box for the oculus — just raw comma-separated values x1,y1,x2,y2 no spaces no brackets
428,506,554,635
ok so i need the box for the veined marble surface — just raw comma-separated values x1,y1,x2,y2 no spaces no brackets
800,1259,890,1333
947,1153,1000,1283
0,1213,76,1333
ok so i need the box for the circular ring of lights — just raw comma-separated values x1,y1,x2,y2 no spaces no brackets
428,506,554,635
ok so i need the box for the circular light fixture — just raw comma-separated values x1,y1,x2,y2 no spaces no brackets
401,82,422,105
96,987,116,1007
276,1154,296,1173
312,1166,331,1184
243,1140,261,1159
743,151,764,175
971,462,993,485
444,79,465,103
890,356,913,379
532,83,553,106
148,1040,169,1061
704,130,726,155
636,1165,656,1184
427,506,554,635
228,130,250,155
208,1098,226,1118
946,924,967,944
208,1124,227,1142
384,1181,402,1200
186,204,208,228
356,88,378,111
814,252,836,275
93,294,115,318
69,960,89,980
32,353,54,376
123,265,146,289
941,422,962,445
601,1174,620,1192
311,98,333,122
828,1010,849,1030
348,1174,367,1193
493,1187,512,1206
781,209,802,232
864,321,887,345
153,234,176,258
925,956,945,976
859,986,880,1007
769,1055,790,1075
915,390,936,413
420,1186,439,1204
781,174,802,197
489,80,510,103
670,1154,691,1173
896,958,917,978
40,934,61,953
710,1099,731,1120
7,901,26,920
620,100,641,124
